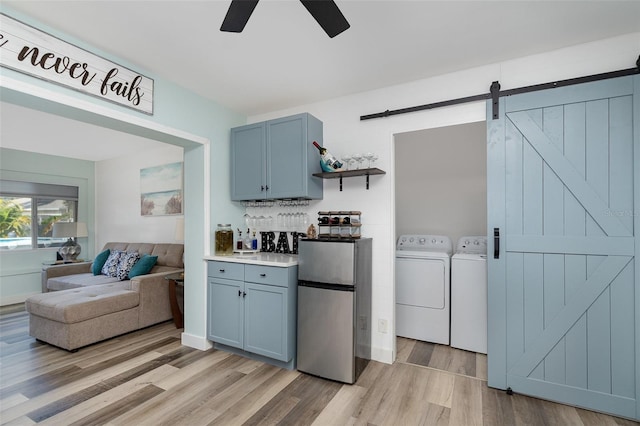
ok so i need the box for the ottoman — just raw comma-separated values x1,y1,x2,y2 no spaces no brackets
25,283,140,351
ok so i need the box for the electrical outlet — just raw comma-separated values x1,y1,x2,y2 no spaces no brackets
378,319,388,334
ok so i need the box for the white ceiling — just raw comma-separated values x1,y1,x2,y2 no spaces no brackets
1,0,640,160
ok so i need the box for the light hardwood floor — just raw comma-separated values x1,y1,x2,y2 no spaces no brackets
0,306,637,425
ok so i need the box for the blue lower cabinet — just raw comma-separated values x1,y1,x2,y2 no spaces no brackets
207,261,297,365
207,277,243,349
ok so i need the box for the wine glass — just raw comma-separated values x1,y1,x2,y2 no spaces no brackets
364,152,375,168
341,154,352,170
352,153,363,169
370,154,379,168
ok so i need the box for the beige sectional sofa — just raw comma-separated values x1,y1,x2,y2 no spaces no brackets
26,242,184,351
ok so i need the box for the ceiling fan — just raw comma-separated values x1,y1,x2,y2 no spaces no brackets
221,0,350,38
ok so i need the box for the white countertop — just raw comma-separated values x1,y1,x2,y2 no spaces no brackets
204,252,298,267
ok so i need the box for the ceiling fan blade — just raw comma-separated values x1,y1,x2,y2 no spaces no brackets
300,0,350,38
220,0,260,33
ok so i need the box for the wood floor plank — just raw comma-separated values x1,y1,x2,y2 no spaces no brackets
67,384,165,426
449,374,484,426
106,356,251,425
153,349,232,390
475,352,488,381
37,364,178,426
418,367,455,409
577,406,640,425
311,384,367,426
481,382,516,425
377,363,433,426
406,339,435,367
276,374,344,426
3,415,36,425
429,344,477,377
246,374,342,426
0,392,29,410
156,363,282,425
349,360,396,424
208,368,300,425
0,350,163,423
511,392,549,425
394,335,415,363
26,345,196,422
538,395,587,425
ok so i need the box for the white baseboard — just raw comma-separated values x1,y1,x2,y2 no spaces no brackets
371,346,394,364
179,334,393,364
1,292,38,307
181,332,212,351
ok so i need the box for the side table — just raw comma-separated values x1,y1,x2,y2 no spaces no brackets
164,272,184,329
42,259,90,266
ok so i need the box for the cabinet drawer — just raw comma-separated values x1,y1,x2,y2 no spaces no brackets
208,261,244,281
245,264,288,287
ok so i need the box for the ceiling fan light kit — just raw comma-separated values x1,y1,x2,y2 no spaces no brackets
221,0,350,38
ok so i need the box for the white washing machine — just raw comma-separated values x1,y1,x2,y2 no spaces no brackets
451,236,488,354
396,234,452,345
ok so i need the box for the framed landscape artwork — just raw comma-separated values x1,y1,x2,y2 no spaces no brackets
140,162,183,216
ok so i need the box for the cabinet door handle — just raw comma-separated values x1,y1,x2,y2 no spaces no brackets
494,228,500,259
260,273,266,277
261,185,265,191
219,269,225,273
242,291,247,298
265,185,269,191
238,289,242,297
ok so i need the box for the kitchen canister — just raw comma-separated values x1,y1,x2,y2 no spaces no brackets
215,224,233,256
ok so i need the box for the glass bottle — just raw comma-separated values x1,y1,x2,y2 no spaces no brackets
215,224,233,256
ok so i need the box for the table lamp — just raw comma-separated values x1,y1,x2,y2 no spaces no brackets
52,221,88,262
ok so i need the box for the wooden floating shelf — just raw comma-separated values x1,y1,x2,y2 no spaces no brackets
312,168,386,191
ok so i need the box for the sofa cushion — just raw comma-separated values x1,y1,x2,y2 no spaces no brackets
92,249,111,275
26,283,139,324
47,273,122,291
101,243,183,269
116,252,141,280
101,250,124,277
128,254,158,279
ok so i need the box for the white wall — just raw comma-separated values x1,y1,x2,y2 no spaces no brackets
395,122,487,246
95,145,184,249
249,32,640,363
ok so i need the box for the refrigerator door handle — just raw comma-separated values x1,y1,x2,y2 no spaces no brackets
298,280,355,292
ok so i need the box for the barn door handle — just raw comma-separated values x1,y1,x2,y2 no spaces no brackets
494,228,500,259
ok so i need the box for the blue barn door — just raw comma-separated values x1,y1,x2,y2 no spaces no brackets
487,75,639,420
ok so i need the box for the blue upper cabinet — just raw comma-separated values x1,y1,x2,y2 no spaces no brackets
230,122,267,201
231,113,323,201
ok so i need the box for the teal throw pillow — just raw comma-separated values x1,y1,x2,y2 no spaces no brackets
92,249,111,275
128,254,158,279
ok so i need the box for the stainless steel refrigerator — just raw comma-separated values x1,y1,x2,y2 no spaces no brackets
296,238,372,384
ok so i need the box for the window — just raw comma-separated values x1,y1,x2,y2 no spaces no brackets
0,180,79,250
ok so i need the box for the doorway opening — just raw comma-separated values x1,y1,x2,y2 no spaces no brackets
393,121,486,363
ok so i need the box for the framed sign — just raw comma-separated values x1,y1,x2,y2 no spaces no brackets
0,13,154,114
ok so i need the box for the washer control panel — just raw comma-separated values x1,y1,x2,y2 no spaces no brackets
455,236,487,254
397,234,452,253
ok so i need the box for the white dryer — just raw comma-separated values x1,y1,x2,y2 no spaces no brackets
451,236,487,354
396,234,452,345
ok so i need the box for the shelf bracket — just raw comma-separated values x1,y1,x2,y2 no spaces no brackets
339,176,343,191
366,174,370,190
